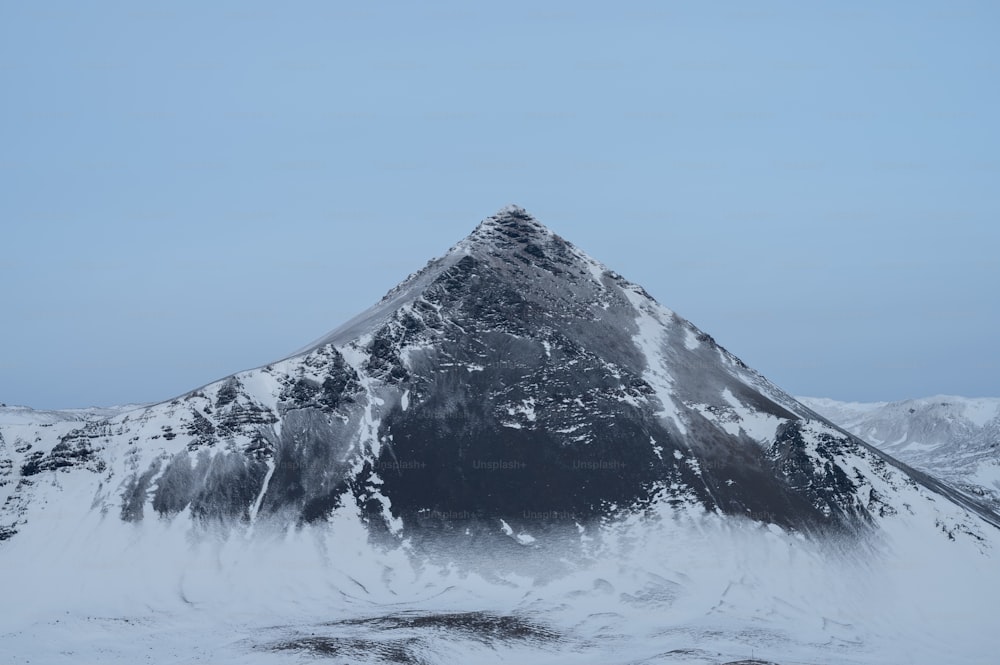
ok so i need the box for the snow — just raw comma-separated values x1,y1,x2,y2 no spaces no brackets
720,387,788,444
583,255,608,287
971,461,1000,490
800,394,1000,430
684,389,787,446
683,327,700,351
620,285,687,435
956,396,1000,427
339,339,385,459
506,398,537,422
5,494,995,665
248,459,276,524
649,436,663,460
0,404,141,426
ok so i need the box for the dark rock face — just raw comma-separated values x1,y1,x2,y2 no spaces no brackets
318,208,874,534
264,611,559,662
188,451,270,522
21,423,108,476
121,459,161,521
767,422,874,525
279,346,362,410
185,411,216,451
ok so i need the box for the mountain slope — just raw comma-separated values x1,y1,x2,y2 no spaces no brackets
2,206,995,547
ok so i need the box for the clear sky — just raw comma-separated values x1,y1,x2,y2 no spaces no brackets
2,1,998,409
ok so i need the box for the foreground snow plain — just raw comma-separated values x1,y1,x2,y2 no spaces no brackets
1,479,997,665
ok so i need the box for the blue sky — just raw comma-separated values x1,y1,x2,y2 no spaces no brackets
2,1,998,408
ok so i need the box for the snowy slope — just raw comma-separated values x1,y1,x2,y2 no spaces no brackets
1,207,999,664
801,395,1000,512
0,404,141,538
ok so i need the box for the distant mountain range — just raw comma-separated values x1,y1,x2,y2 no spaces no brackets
801,395,1000,512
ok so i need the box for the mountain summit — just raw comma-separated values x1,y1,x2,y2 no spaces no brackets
1,207,996,544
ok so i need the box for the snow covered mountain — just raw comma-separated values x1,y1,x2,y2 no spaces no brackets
3,205,994,544
2,206,999,664
801,395,1000,512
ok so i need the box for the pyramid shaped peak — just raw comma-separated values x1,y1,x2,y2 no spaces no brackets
479,204,550,232
460,205,560,255
496,203,530,216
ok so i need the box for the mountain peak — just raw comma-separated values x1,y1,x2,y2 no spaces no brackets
462,205,556,253
297,207,577,354
488,203,539,225
4,205,999,567
495,203,531,217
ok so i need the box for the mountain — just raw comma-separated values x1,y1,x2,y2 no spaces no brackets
2,206,999,664
3,205,994,544
801,395,1000,512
